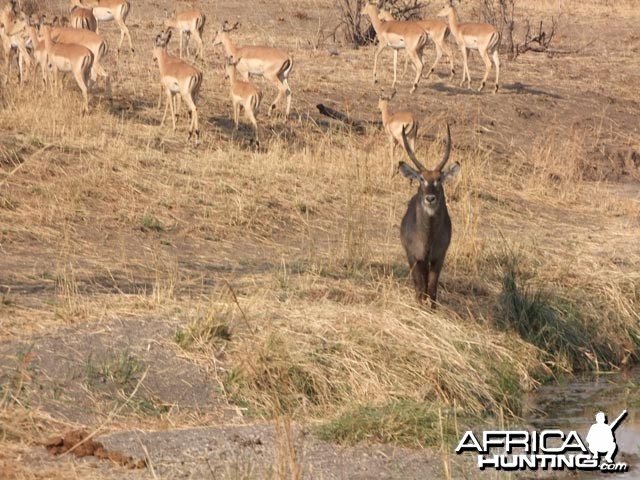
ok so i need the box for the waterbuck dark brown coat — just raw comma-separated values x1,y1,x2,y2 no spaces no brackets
398,124,460,306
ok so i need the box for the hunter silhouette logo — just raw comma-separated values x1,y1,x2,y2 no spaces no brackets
586,410,627,464
455,409,630,472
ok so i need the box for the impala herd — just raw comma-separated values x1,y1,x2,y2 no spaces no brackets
0,0,506,306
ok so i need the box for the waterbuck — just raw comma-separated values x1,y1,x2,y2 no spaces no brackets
398,124,460,306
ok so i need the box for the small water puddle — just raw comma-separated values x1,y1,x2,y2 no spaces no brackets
525,369,640,476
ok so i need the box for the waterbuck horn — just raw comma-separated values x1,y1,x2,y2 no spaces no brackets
401,125,426,172
434,123,451,171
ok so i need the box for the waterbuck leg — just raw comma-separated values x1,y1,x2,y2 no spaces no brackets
409,258,429,304
427,261,443,307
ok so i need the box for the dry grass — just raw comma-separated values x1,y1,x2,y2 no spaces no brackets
1,0,640,476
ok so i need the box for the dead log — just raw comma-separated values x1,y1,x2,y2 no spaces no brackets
316,103,382,131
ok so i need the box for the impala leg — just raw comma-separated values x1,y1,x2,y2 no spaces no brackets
94,61,112,98
401,52,409,77
372,43,385,85
407,49,423,93
441,39,455,78
160,89,170,127
459,47,469,88
426,43,442,79
265,73,285,118
193,30,203,59
492,49,500,93
391,49,398,88
183,92,198,141
73,68,89,115
117,20,133,53
169,92,177,132
157,83,163,110
233,100,239,129
185,32,191,57
478,47,492,92
245,104,259,144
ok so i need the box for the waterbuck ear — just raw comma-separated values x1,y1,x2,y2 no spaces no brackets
441,161,461,182
398,162,421,182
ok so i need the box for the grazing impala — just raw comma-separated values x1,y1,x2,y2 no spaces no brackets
212,21,293,118
379,9,455,80
70,5,97,31
70,0,132,53
378,89,418,164
398,124,459,306
153,30,203,143
361,3,429,93
41,24,94,114
436,2,500,93
49,26,111,95
164,9,206,59
225,57,262,145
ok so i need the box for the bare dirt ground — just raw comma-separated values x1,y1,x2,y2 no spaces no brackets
1,0,640,478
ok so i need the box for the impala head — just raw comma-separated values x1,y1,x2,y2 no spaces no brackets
378,9,394,22
436,3,455,17
377,89,396,111
398,124,460,216
213,20,239,46
152,30,171,62
360,3,378,17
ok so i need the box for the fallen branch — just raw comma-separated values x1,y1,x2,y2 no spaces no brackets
316,103,382,131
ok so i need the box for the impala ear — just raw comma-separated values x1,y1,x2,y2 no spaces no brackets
398,162,422,182
441,161,461,181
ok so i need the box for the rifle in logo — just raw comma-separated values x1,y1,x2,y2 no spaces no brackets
586,409,627,464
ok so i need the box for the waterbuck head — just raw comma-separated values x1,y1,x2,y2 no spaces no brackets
398,123,460,306
398,124,459,216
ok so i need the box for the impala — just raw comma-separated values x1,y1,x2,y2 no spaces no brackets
153,30,203,142
26,24,48,89
41,24,94,114
436,2,500,93
379,9,455,80
49,26,110,95
212,21,293,118
164,9,206,59
361,3,429,93
225,56,262,145
70,5,97,31
70,0,132,53
0,8,30,85
378,89,418,164
398,124,459,306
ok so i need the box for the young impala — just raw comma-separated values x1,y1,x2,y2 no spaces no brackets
164,9,206,59
378,9,455,80
225,56,262,145
398,124,460,306
378,89,418,165
70,0,133,53
153,30,203,143
41,24,94,114
212,21,293,118
70,5,97,31
436,2,500,93
361,3,429,93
